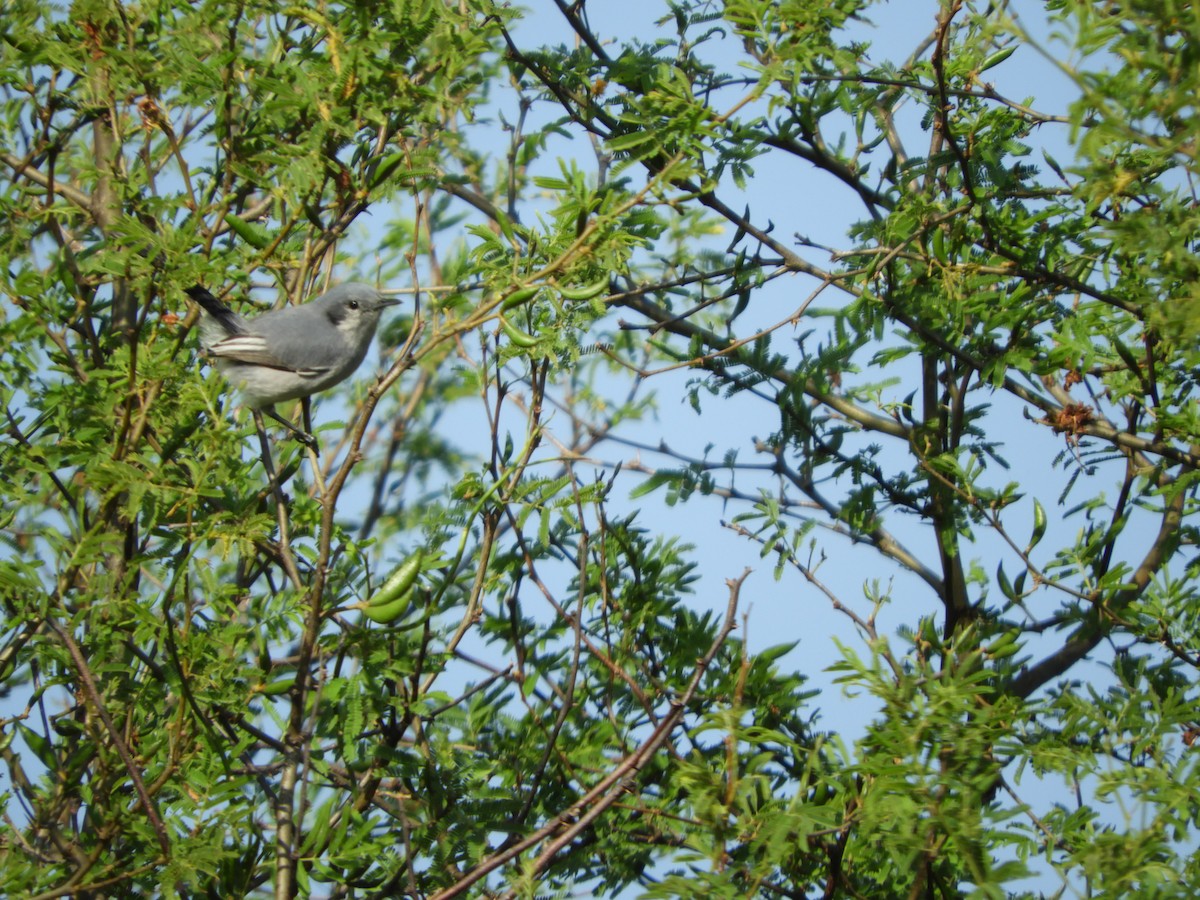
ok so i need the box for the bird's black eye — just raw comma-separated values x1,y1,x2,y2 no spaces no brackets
348,300,359,310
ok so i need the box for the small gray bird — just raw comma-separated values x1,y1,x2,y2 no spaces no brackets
186,283,399,447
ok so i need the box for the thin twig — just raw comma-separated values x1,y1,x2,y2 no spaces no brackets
430,569,749,900
43,618,171,857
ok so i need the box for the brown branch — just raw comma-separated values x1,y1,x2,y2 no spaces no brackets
42,617,171,857
1010,465,1188,699
0,151,94,210
614,291,909,440
268,317,427,900
430,569,749,900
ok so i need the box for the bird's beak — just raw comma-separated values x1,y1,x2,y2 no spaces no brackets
379,296,403,308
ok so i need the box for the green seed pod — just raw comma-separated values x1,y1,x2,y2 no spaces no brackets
979,45,1016,73
501,285,541,310
500,316,539,347
985,629,1022,660
223,213,272,250
559,276,609,301
255,677,293,696
370,551,424,608
369,152,406,189
360,592,413,625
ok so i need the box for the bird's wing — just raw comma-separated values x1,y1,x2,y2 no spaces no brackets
206,333,333,379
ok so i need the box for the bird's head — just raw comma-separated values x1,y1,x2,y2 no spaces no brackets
318,283,401,344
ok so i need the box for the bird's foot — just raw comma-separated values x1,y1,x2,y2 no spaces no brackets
294,430,319,455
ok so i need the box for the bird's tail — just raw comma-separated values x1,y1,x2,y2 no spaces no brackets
185,285,246,336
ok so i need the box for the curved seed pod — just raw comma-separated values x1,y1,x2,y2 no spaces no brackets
360,592,413,625
558,276,609,301
369,152,406,189
500,316,539,347
985,629,1022,660
254,677,293,696
501,285,541,310
369,551,424,608
223,213,272,249
980,45,1016,72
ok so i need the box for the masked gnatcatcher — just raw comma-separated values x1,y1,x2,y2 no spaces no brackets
186,283,400,447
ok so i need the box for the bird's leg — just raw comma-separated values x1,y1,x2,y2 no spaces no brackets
252,410,305,588
300,397,314,443
259,405,318,454
252,409,288,507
